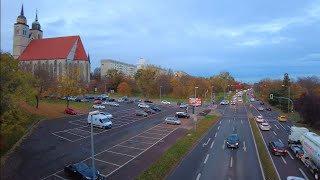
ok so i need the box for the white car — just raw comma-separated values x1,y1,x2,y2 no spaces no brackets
109,102,119,107
138,103,149,108
231,101,236,105
255,115,264,123
161,100,171,104
117,98,124,102
259,122,271,131
179,103,188,108
238,99,243,102
101,101,111,105
99,112,112,119
92,105,105,109
257,106,264,111
165,117,181,125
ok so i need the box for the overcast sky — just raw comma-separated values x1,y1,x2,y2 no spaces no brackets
1,0,320,82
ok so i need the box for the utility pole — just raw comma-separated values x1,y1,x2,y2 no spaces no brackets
160,86,162,101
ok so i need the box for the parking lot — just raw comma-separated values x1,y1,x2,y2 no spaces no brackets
44,122,179,179
52,106,171,142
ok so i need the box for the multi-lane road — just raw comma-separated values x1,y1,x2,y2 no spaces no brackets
248,94,314,180
168,99,264,180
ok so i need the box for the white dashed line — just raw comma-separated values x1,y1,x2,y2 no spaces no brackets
274,125,279,129
287,151,294,160
204,154,209,164
281,156,287,164
215,132,218,138
218,126,220,130
273,131,277,136
196,173,201,180
219,121,222,124
299,168,309,180
278,139,283,143
210,140,215,149
230,156,233,167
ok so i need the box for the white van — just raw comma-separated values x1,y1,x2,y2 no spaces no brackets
87,114,112,129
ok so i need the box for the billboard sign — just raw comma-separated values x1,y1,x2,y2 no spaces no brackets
189,98,201,106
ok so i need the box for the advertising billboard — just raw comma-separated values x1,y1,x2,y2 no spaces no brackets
189,98,201,106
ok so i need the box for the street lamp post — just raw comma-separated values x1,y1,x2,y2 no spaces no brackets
89,110,100,180
282,85,291,115
160,86,162,102
211,86,213,103
194,87,199,131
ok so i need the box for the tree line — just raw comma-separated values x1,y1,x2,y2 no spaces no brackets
253,73,320,128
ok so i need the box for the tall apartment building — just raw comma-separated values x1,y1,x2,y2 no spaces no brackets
101,59,136,78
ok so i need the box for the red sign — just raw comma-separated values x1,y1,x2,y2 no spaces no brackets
189,98,201,106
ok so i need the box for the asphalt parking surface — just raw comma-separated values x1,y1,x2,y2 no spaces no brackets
1,101,196,180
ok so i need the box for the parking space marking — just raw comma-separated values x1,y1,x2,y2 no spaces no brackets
95,158,121,167
287,125,291,129
127,140,154,145
116,144,146,151
278,139,282,143
273,131,277,136
299,168,309,180
149,128,172,133
143,132,166,136
69,121,88,127
287,151,294,160
281,156,287,164
51,133,74,142
75,128,91,133
65,131,85,138
54,174,66,179
42,170,64,180
106,150,135,158
136,135,161,140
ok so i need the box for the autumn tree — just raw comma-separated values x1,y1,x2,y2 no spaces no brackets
104,69,124,91
135,66,158,97
117,82,132,96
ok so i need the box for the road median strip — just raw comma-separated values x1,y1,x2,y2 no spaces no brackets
136,115,219,180
248,112,280,180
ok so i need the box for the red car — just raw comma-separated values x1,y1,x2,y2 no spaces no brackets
64,108,77,115
93,100,102,104
266,107,272,111
260,102,264,105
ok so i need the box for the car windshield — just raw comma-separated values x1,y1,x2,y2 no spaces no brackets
228,135,238,141
102,118,110,123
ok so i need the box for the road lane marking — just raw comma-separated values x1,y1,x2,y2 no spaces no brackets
210,140,215,149
230,156,233,167
273,131,277,136
277,122,287,130
243,141,247,152
274,125,279,129
203,138,211,147
204,154,209,164
287,151,294,160
196,173,201,180
287,125,291,129
215,132,218,138
278,139,283,143
218,126,220,130
222,140,226,149
229,119,231,123
136,135,161,140
299,168,309,180
219,121,222,124
281,156,287,164
241,119,243,124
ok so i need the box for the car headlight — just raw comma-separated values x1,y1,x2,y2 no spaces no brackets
235,143,239,145
226,142,230,144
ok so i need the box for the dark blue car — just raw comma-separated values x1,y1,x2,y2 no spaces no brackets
64,162,100,180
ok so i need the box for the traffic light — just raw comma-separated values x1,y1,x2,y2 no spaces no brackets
270,94,273,99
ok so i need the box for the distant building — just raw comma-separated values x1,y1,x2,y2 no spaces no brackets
13,4,90,83
136,58,147,69
101,59,136,78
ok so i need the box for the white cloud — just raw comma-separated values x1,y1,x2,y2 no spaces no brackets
298,53,320,61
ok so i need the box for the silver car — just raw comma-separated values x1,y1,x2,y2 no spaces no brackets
136,110,148,117
165,117,181,125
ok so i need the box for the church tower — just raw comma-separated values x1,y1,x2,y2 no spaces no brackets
30,10,43,40
13,4,30,59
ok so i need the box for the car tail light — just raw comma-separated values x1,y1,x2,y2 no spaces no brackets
284,149,287,153
273,148,278,152
298,154,303,159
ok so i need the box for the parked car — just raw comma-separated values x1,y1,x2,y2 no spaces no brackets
259,122,271,131
231,101,236,105
75,97,82,102
99,112,112,119
126,99,135,103
64,162,100,180
143,108,156,114
179,103,188,108
122,96,129,101
80,98,90,102
93,100,102,104
165,117,181,125
161,100,171,104
133,98,141,102
64,107,77,115
278,116,288,122
226,134,239,148
136,110,148,117
144,99,153,103
117,98,124,102
266,107,272,111
109,102,119,107
175,112,190,118
260,101,264,105
92,105,105,109
257,106,264,111
150,105,161,111
269,141,287,156
138,103,149,108
105,97,115,102
255,115,264,123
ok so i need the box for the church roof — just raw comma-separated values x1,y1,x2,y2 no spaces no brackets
18,35,88,61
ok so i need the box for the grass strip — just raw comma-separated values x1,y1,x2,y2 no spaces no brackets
136,115,219,180
248,112,279,180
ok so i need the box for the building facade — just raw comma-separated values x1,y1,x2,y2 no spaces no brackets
101,59,136,78
13,4,90,83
